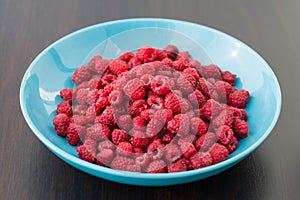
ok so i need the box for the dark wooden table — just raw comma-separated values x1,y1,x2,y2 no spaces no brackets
1,0,298,199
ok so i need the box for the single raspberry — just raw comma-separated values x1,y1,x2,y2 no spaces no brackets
140,74,154,89
133,147,144,154
176,72,197,94
84,105,98,123
214,81,235,102
60,88,73,101
123,78,146,100
198,64,222,79
155,49,167,60
87,78,101,90
151,75,171,96
195,132,217,151
130,130,152,148
72,104,87,115
178,51,191,61
111,129,131,145
53,113,69,137
94,59,110,75
102,74,117,84
135,154,151,169
172,57,190,71
109,60,128,75
129,99,148,117
180,142,197,159
56,101,73,117
228,90,250,108
190,152,212,169
161,131,176,144
72,115,88,125
75,88,89,105
128,56,142,68
226,136,238,154
108,90,123,106
83,139,98,156
167,114,190,136
164,144,182,163
96,148,114,166
215,125,234,145
190,59,201,68
222,71,236,86
228,107,248,121
132,116,146,131
87,55,102,73
98,140,115,152
119,51,134,63
147,95,164,110
190,117,208,136
146,139,164,159
146,160,167,173
140,109,155,121
183,67,200,80
117,115,133,131
114,74,130,90
86,123,111,141
232,118,249,138
133,62,157,77
153,109,173,124
209,143,229,164
212,110,234,128
102,85,115,97
163,45,179,60
136,46,158,63
116,141,133,156
161,58,174,68
164,93,181,114
95,96,110,109
66,123,83,145
200,99,223,121
146,118,164,138
197,78,215,98
97,107,116,128
72,66,92,85
76,145,95,163
167,159,188,173
110,156,135,171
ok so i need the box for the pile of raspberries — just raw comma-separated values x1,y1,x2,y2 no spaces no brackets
53,45,250,173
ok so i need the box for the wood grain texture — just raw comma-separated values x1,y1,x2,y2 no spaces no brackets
0,0,298,199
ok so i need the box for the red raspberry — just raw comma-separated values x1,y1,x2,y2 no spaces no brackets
161,58,174,68
130,130,152,148
129,99,148,116
147,95,164,110
108,90,123,106
228,107,248,121
72,66,92,85
109,60,128,75
173,57,190,71
195,132,217,151
179,142,197,159
190,117,208,136
84,105,98,123
60,88,73,101
76,145,95,163
232,118,249,138
53,113,69,137
66,123,83,145
209,143,229,164
200,99,223,121
164,144,182,163
72,115,88,125
167,114,190,137
135,154,151,169
117,115,133,131
215,125,234,146
146,160,167,173
94,59,110,75
198,64,222,79
151,75,171,96
96,148,114,166
97,107,116,128
140,74,154,89
133,147,144,154
161,131,175,144
132,116,146,131
102,74,116,83
103,85,115,97
176,72,197,94
111,129,131,145
136,46,158,63
163,45,179,60
222,71,236,86
228,90,250,108
86,123,111,141
116,141,133,156
190,60,201,69
140,109,155,121
95,96,110,109
123,78,146,100
87,78,101,89
190,152,212,169
226,136,238,153
214,81,235,102
212,110,234,128
164,93,181,114
146,139,164,157
110,156,136,171
114,74,130,90
75,88,89,105
133,62,158,77
128,56,143,68
167,159,187,173
177,51,191,61
119,51,134,63
87,55,102,73
197,78,215,98
72,104,87,115
153,109,173,124
56,101,73,117
183,67,200,80
98,140,115,152
146,118,164,138
84,139,98,156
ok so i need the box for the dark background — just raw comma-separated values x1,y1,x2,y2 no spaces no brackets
1,0,299,199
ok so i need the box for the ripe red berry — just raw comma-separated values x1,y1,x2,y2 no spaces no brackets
56,101,73,117
190,152,212,169
190,117,208,136
60,88,73,101
111,129,131,145
146,160,167,173
228,90,250,108
76,145,95,163
123,78,146,100
53,113,69,137
209,143,229,164
232,118,249,138
215,125,234,146
119,51,134,63
167,159,187,173
109,60,128,75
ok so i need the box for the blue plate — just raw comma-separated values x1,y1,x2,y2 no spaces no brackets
19,18,281,186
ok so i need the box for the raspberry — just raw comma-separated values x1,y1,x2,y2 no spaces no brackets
87,55,102,73
147,95,164,110
161,58,174,68
116,141,133,156
228,90,250,108
102,74,116,83
94,59,110,75
232,118,249,138
215,125,234,145
198,64,222,79
140,74,154,89
222,71,236,86
146,139,164,156
72,115,88,125
60,88,73,101
161,131,175,144
135,154,151,169
195,132,217,151
117,115,133,131
109,60,128,75
173,57,190,71
229,107,248,120
83,139,98,156
176,72,197,94
153,109,173,124
123,78,146,100
200,99,223,121
146,160,167,173
209,143,229,164
66,123,83,145
163,45,179,60
56,101,73,117
190,152,212,169
183,67,200,80
190,117,208,136
53,113,69,137
180,142,197,159
103,85,115,97
95,96,110,109
164,93,181,114
164,144,182,163
167,159,187,173
133,147,144,154
129,99,148,116
155,49,167,60
97,107,116,128
84,105,98,123
133,62,157,77
132,116,146,131
146,118,164,138
72,104,87,115
140,109,155,121
214,81,235,102
110,156,135,171
136,46,157,63
86,123,111,141
75,88,89,105
111,129,131,145
76,145,95,163
151,75,171,96
212,110,234,128
96,149,114,166
119,51,134,63
98,140,115,152
128,56,142,68
108,90,123,106
226,136,238,153
197,78,215,98
178,51,191,61
72,66,92,85
130,130,152,148
167,114,190,136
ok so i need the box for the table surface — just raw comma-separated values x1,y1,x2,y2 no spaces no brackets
1,0,298,199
